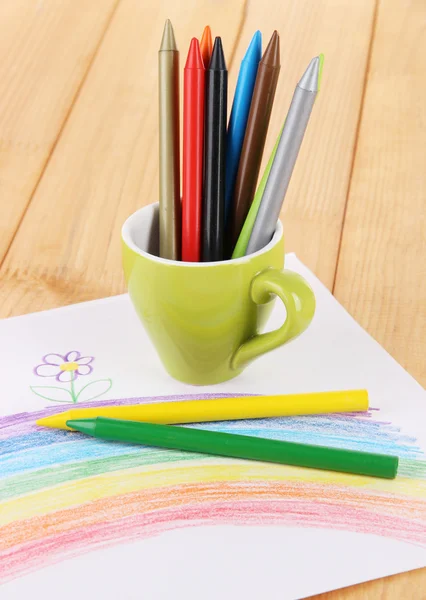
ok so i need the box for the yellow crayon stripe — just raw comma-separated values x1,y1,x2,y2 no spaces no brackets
1,458,425,527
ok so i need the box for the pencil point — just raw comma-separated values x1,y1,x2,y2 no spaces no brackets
201,25,212,39
36,412,70,430
244,30,262,62
298,56,321,92
200,25,213,67
160,19,177,51
261,30,280,67
209,37,226,70
185,38,204,69
66,419,96,435
200,25,213,69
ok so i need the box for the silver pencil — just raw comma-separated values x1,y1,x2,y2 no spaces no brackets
245,55,323,255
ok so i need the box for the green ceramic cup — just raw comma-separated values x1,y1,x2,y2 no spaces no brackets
122,203,315,385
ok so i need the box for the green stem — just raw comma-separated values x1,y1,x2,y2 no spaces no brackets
70,373,77,403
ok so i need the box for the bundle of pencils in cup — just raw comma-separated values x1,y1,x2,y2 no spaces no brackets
158,21,323,262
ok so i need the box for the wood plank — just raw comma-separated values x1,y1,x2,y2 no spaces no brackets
0,0,376,317
227,0,377,288
334,0,426,387
0,0,246,316
0,0,120,262
315,565,426,599
331,0,426,592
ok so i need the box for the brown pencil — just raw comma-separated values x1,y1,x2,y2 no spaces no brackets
228,31,280,251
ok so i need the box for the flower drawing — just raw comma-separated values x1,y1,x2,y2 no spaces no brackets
31,350,112,404
34,351,94,382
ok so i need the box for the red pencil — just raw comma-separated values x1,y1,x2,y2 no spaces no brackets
182,38,205,262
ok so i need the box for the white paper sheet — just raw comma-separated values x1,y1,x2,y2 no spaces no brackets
1,254,425,599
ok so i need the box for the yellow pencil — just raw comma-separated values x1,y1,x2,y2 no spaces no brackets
36,390,368,431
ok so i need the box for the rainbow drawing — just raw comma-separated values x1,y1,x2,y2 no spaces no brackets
1,394,426,585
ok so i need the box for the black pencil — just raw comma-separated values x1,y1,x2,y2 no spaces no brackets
202,37,227,262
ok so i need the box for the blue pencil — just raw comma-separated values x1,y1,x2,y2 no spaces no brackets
224,31,262,223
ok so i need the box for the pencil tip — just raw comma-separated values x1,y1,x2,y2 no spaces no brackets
66,419,96,435
185,38,204,69
36,412,69,430
160,18,177,51
261,30,280,67
200,25,213,67
298,56,321,92
209,37,226,70
201,25,212,43
244,30,262,61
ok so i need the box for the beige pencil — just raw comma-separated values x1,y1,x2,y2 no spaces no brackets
159,19,180,259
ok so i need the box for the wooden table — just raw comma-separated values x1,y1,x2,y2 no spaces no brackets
0,0,424,597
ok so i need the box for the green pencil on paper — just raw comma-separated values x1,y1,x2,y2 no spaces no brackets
67,417,399,480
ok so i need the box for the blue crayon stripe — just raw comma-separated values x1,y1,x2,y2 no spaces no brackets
189,424,420,458
197,415,396,435
0,437,148,479
2,415,422,480
0,429,73,456
2,413,404,457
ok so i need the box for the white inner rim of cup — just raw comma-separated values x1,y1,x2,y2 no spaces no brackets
122,203,283,266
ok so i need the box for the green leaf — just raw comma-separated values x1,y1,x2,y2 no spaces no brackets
30,386,74,403
76,379,113,403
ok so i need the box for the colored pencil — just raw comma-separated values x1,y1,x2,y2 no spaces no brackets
182,38,205,262
67,417,399,479
232,124,283,258
158,19,180,260
224,31,261,223
229,31,280,250
36,389,369,431
202,37,227,261
200,25,213,68
246,55,323,255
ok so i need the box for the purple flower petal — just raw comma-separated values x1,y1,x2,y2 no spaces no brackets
42,353,66,366
65,350,81,362
75,356,94,366
76,365,93,377
57,370,76,383
34,364,61,378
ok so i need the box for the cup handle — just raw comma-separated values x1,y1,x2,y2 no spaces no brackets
231,268,316,371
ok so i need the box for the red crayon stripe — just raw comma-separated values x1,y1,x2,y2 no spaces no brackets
182,38,205,262
2,481,425,583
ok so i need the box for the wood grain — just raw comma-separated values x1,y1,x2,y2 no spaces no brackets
320,0,426,595
0,0,245,316
0,0,120,262
334,0,426,387
228,0,377,288
313,564,426,600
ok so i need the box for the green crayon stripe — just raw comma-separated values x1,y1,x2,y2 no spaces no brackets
0,449,200,502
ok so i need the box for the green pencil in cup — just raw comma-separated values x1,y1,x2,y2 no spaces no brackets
232,125,283,258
